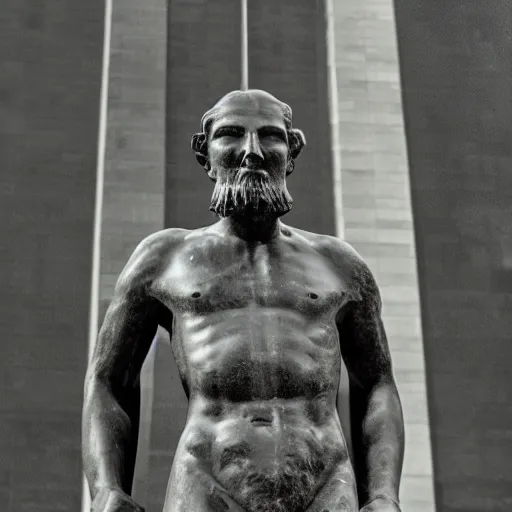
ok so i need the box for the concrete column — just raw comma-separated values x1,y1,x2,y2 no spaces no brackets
83,0,167,510
330,1,436,510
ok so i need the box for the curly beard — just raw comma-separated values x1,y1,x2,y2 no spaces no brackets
209,169,293,218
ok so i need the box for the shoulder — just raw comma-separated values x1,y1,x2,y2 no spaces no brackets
285,226,366,274
321,236,379,301
286,226,379,304
133,227,190,257
313,233,362,267
116,228,191,294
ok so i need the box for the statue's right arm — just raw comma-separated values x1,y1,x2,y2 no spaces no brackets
82,233,171,504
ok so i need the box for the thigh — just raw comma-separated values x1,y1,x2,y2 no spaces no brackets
163,456,246,512
306,463,359,512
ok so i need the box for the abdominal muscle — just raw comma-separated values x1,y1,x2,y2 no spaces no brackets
165,307,355,510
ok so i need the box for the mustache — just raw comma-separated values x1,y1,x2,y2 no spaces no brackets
210,168,293,218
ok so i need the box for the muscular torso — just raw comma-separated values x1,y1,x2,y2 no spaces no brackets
150,225,358,511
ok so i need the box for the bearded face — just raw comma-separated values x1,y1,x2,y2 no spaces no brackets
199,93,301,219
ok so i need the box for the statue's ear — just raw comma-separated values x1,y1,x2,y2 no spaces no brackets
191,132,208,168
289,129,306,160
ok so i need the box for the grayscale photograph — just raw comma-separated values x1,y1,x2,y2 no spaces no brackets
1,1,510,511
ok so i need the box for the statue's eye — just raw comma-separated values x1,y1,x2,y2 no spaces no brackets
214,126,244,139
259,128,286,142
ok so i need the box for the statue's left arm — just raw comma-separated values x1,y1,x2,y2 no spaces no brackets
336,259,405,512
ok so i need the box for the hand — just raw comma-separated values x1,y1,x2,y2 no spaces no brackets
360,496,401,512
91,487,145,512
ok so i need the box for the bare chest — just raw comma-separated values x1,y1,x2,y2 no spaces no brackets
154,239,348,318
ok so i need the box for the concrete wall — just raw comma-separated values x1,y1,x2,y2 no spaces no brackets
330,1,436,510
0,1,104,510
395,1,512,510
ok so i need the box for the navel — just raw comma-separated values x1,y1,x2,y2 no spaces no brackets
308,292,319,300
191,292,201,298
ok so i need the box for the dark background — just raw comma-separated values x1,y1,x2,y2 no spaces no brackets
395,1,512,510
0,0,511,510
0,1,103,510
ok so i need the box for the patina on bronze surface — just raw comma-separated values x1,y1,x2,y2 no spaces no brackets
83,90,405,512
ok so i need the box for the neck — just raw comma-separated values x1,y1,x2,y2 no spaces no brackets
219,213,282,243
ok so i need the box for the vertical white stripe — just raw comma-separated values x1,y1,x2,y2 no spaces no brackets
325,0,344,241
81,0,113,509
241,0,249,90
325,0,353,464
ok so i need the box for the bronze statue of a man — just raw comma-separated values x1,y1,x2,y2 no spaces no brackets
83,90,405,512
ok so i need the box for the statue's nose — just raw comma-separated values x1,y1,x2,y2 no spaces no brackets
242,132,263,165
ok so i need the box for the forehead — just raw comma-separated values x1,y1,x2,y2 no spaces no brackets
211,97,286,130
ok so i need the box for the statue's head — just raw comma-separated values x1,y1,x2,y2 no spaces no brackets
191,89,306,218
